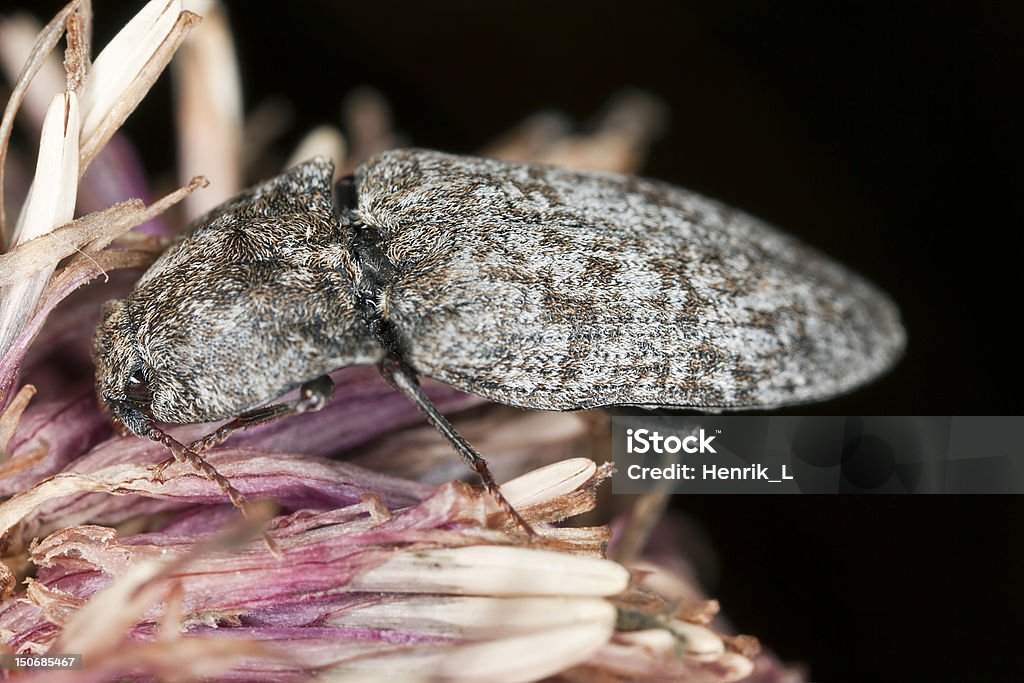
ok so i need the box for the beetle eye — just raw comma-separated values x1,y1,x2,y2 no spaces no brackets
124,366,151,403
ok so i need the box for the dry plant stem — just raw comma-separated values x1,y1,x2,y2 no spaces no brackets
41,248,156,306
0,201,137,285
0,0,81,245
0,176,204,285
62,4,90,95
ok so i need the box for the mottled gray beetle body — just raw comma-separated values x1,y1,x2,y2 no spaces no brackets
92,149,903,524
355,151,903,411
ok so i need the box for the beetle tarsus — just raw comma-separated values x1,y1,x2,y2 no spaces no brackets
149,455,175,483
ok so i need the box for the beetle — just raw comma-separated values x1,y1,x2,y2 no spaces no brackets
93,149,905,532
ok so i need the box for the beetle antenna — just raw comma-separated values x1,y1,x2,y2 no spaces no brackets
144,421,281,555
144,422,249,513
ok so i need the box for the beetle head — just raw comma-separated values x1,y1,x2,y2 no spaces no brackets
93,298,154,435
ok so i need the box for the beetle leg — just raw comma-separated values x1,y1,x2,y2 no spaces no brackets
187,375,335,453
377,355,537,537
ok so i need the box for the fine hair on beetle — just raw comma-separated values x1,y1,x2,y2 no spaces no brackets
92,149,905,536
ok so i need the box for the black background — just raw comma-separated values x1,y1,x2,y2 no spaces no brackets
8,1,1024,681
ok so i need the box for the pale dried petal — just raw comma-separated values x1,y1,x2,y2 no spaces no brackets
328,595,613,639
348,545,629,597
717,651,757,682
0,91,80,354
0,382,35,454
669,619,727,662
80,0,182,148
79,4,200,169
500,457,597,509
